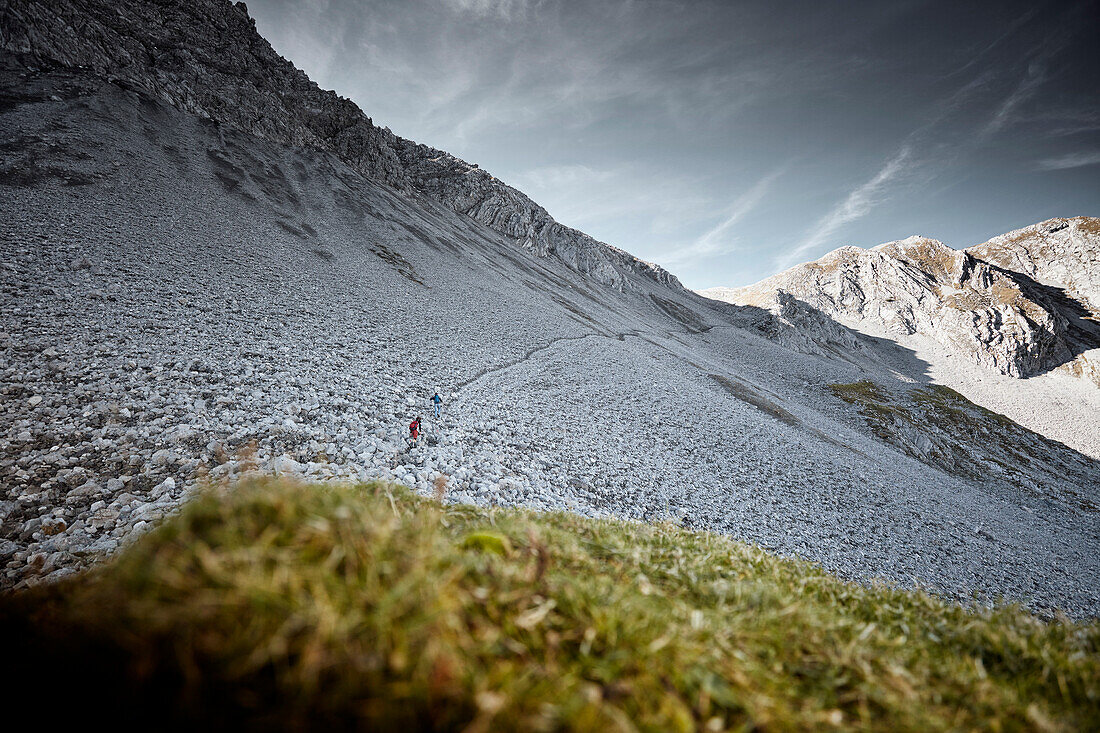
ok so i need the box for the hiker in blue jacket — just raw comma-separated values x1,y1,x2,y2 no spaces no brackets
431,391,443,419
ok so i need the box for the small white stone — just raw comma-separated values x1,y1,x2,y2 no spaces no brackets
151,477,176,498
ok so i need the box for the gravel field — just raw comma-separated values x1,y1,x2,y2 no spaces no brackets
2,65,1099,619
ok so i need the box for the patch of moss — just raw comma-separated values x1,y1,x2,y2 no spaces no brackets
828,381,908,419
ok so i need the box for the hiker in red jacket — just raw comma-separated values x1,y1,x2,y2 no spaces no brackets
409,416,422,443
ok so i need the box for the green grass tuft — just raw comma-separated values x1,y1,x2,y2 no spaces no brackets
1,478,1097,730
461,530,512,556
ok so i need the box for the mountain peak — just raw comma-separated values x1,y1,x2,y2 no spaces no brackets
704,219,1100,381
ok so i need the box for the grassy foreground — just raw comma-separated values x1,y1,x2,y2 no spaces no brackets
2,479,1097,730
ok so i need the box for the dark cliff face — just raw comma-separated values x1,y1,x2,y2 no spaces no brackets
0,0,681,291
0,0,411,188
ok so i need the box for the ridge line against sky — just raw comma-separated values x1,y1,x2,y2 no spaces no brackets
245,0,1100,289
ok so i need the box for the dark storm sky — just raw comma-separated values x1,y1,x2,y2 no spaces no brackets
245,0,1100,288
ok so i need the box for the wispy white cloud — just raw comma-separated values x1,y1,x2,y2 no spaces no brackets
659,166,787,267
1036,151,1100,170
333,0,789,151
943,7,1037,81
513,164,615,190
982,61,1046,138
438,0,528,20
1027,108,1100,137
247,0,1095,292
510,163,712,237
777,146,913,270
1047,120,1100,137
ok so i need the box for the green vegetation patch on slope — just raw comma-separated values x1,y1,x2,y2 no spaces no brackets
1,479,1097,730
829,381,1100,510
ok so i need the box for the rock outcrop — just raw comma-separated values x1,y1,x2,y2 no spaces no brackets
0,0,678,291
968,217,1100,314
739,290,875,361
703,222,1100,379
0,0,411,187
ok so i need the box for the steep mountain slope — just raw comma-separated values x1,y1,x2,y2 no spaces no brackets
1,0,1098,620
0,0,675,291
702,220,1100,458
968,219,1100,386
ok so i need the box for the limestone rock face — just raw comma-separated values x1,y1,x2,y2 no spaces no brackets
967,217,1100,313
394,140,681,290
702,222,1100,379
0,0,678,291
740,289,874,360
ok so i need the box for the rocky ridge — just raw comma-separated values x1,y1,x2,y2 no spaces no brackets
702,219,1100,381
0,0,677,291
394,140,680,290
